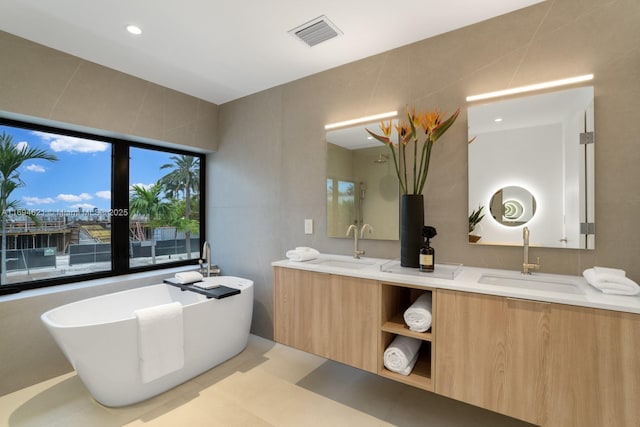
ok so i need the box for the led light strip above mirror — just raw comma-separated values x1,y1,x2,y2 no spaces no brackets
325,111,398,130
466,74,593,102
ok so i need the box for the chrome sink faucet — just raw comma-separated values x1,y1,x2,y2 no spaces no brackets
522,227,541,274
346,223,374,259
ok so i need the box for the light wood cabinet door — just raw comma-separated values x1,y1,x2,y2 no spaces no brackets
330,274,379,373
435,290,550,425
547,305,640,427
273,267,379,373
273,267,332,358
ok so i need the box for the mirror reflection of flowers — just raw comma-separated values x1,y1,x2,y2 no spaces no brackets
366,107,459,195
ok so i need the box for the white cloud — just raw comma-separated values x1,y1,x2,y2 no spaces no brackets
32,131,109,153
56,193,93,202
16,141,28,151
26,164,46,173
95,190,111,199
130,182,155,190
23,196,55,205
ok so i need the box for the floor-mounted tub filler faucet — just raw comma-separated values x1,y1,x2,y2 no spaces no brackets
201,241,212,277
200,241,221,276
522,227,541,274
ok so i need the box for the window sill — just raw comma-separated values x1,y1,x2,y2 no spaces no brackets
0,265,198,303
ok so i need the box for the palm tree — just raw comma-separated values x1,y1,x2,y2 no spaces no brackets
0,132,58,285
160,155,199,259
129,182,169,264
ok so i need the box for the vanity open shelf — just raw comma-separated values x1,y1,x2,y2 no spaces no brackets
379,282,436,392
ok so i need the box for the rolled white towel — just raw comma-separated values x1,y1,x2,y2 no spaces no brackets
403,293,433,332
383,335,421,376
174,271,203,284
583,268,640,296
286,247,320,262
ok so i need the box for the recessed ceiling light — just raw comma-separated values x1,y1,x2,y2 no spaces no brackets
494,117,503,122
126,25,142,35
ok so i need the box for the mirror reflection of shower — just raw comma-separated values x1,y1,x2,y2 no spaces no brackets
358,182,367,225
374,153,388,164
325,120,400,241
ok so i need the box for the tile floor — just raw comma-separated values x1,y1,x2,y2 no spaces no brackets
0,335,534,427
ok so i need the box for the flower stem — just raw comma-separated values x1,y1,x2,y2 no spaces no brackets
388,145,406,194
418,139,433,194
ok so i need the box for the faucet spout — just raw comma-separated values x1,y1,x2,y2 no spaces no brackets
360,223,373,238
346,224,365,259
522,227,541,274
202,241,211,277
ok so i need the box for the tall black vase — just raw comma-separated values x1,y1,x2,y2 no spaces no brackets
400,194,424,267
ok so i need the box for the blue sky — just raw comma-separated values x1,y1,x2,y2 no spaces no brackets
0,124,176,214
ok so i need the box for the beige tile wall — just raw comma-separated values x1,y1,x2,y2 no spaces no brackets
0,31,218,151
211,0,640,338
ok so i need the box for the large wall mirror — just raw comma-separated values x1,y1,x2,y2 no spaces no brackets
468,86,595,249
326,121,399,240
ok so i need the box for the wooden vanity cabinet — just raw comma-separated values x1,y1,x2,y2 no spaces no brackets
273,267,378,373
435,289,640,427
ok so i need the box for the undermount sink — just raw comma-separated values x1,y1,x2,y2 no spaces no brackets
308,258,376,270
478,273,585,295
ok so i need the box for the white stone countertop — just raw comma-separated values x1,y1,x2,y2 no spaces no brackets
272,254,640,315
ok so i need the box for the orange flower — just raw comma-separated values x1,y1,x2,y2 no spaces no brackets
395,121,411,145
364,105,459,195
407,106,422,130
421,110,442,135
380,120,393,138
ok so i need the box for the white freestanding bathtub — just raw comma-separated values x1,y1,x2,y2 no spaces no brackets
41,276,253,407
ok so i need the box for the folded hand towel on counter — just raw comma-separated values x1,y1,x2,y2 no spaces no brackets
174,271,204,284
285,247,320,262
383,335,421,376
593,266,626,277
583,268,640,296
134,302,184,383
403,293,433,332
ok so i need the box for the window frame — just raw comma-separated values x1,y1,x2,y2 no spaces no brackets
0,117,205,293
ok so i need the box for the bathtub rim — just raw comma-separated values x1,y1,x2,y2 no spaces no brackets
41,276,253,329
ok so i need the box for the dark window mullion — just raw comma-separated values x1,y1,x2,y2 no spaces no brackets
112,143,129,273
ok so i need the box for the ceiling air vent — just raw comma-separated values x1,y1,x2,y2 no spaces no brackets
289,15,342,47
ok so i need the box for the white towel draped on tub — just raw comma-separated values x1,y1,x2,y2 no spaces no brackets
285,247,320,262
134,302,185,383
383,335,421,376
583,267,640,296
403,293,433,332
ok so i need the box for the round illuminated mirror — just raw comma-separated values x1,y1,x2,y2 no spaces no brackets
489,186,536,227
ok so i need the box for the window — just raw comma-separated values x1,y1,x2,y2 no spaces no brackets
0,118,204,293
326,178,356,236
129,147,201,268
